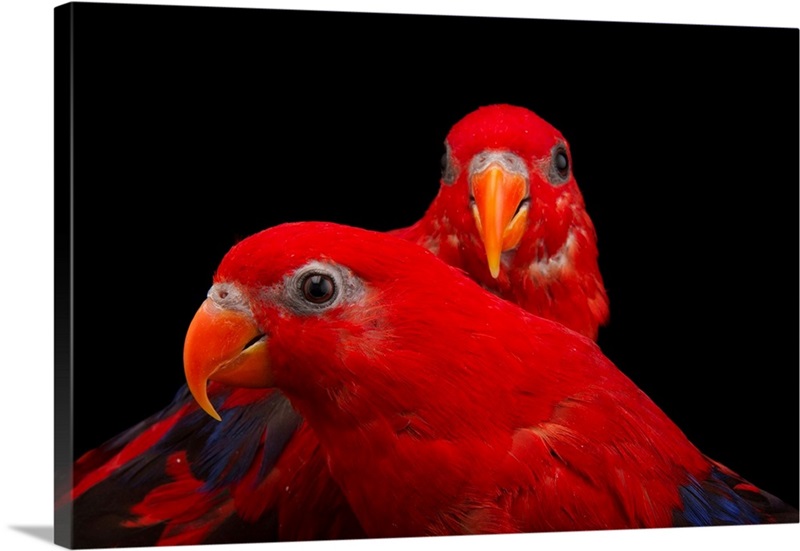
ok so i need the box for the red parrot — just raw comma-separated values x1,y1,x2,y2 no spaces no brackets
393,103,608,341
183,220,798,537
57,104,610,546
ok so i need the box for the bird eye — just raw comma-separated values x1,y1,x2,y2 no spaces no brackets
555,151,568,174
301,273,336,304
548,144,570,185
441,145,457,185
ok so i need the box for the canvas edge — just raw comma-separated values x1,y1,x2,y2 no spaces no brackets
54,2,75,548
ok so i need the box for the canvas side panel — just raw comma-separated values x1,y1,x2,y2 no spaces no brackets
54,2,75,548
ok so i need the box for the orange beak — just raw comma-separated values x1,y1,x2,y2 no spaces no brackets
183,298,272,421
470,164,529,278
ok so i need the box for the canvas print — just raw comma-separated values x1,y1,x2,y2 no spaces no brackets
54,2,800,548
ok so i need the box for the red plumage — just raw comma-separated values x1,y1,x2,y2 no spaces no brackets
192,221,797,536
56,104,613,546
395,104,608,340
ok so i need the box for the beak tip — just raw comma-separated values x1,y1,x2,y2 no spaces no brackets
188,381,223,421
486,253,501,279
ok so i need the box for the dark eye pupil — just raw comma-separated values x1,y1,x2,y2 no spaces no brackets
303,274,335,303
556,151,568,173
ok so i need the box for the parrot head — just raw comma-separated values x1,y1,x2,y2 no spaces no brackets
182,221,499,424
437,103,588,280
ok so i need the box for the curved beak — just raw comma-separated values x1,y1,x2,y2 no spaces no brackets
183,298,272,421
470,163,529,278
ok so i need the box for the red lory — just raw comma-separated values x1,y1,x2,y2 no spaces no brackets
184,220,798,537
57,104,610,546
393,103,608,341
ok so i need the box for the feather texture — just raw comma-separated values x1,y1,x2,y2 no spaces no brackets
200,221,798,537
57,104,612,546
394,104,608,340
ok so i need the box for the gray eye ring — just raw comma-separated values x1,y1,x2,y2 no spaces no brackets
284,261,346,314
277,260,363,316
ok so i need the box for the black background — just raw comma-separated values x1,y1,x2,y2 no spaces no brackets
63,2,798,509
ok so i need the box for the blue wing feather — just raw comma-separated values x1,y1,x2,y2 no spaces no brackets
60,382,307,547
674,464,797,526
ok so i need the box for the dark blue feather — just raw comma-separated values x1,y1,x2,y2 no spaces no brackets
62,383,305,547
674,465,795,526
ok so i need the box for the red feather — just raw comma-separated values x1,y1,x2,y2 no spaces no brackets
394,104,608,340
208,221,797,536
57,105,613,546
